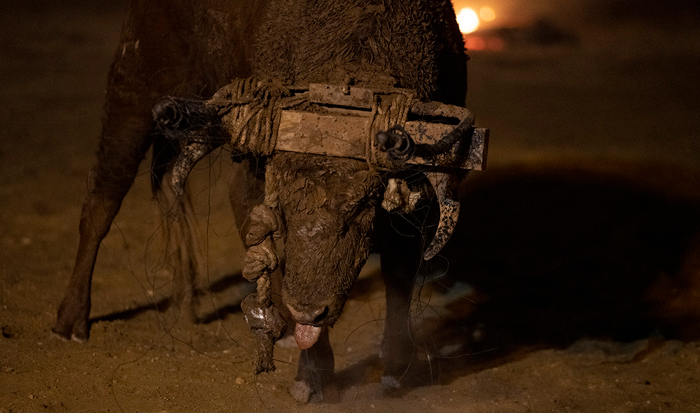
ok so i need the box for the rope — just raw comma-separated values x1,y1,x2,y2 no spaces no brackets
364,90,415,170
212,78,308,157
213,77,420,171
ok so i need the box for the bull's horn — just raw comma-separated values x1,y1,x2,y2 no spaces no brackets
171,141,216,197
423,172,460,260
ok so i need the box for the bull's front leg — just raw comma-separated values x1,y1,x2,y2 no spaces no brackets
53,106,154,341
379,214,423,389
290,327,339,403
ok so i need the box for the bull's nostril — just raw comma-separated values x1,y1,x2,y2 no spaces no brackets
312,306,329,324
286,303,331,325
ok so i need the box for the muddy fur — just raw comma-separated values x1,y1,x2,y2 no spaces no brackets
270,153,383,325
254,0,466,104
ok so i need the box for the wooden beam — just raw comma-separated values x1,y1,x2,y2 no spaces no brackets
276,110,488,171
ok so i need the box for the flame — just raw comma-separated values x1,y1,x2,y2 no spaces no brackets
456,7,480,34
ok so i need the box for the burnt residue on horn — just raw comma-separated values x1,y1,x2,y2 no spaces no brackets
152,96,229,144
152,97,230,196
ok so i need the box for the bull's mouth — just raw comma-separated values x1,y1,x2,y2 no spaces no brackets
293,323,323,349
286,302,334,349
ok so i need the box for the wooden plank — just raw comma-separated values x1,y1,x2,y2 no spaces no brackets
276,110,488,171
276,111,367,158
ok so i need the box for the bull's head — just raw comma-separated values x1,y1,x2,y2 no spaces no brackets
152,80,487,368
271,153,381,347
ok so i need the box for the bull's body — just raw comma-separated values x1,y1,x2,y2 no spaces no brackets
54,0,467,402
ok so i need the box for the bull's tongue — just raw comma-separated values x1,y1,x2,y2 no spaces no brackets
294,323,322,350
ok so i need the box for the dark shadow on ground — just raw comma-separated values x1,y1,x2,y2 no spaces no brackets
196,274,257,324
337,162,700,391
89,297,172,325
89,272,255,326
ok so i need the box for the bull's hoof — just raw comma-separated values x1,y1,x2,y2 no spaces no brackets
52,318,89,342
51,325,89,342
289,380,313,402
54,299,91,342
289,380,338,403
50,329,70,342
381,375,401,389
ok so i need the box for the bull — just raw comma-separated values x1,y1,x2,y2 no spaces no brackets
53,0,482,402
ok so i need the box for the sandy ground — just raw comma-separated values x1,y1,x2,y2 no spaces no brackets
1,2,700,412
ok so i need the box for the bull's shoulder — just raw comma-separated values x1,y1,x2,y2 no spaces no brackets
109,0,270,99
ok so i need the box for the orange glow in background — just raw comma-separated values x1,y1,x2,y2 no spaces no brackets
456,7,480,34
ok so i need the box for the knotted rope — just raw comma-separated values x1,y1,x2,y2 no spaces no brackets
210,78,307,156
240,167,286,374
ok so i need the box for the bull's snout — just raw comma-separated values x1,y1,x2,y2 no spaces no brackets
286,302,332,350
286,303,331,325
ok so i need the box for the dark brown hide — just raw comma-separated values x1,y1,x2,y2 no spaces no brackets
54,0,270,341
254,0,466,104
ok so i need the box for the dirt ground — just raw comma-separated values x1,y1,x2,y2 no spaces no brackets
2,2,700,412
